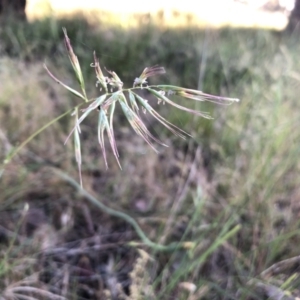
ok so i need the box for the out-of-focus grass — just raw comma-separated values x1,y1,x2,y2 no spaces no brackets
26,2,288,30
1,14,300,299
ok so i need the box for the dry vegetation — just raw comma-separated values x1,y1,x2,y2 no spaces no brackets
1,12,300,300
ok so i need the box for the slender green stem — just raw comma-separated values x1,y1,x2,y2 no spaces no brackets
51,168,190,252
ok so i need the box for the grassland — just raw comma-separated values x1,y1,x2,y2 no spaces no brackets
0,13,300,299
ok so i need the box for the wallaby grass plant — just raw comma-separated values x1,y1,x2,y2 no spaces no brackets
44,28,239,187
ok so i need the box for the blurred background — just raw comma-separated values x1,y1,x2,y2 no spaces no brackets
1,0,300,299
24,0,296,29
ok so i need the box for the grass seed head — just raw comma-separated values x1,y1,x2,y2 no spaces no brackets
133,65,166,87
46,29,239,173
62,28,87,98
106,69,123,90
92,51,108,93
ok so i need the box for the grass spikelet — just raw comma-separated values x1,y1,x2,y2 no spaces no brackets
133,65,166,87
98,108,108,169
62,27,87,99
106,69,123,90
98,108,121,169
128,91,140,114
157,85,240,104
132,91,189,139
108,101,119,158
147,87,213,119
92,51,108,93
119,100,168,152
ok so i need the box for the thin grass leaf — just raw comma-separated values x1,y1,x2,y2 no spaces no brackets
119,101,168,152
132,92,190,139
64,94,107,145
157,85,240,105
44,64,86,101
147,88,213,119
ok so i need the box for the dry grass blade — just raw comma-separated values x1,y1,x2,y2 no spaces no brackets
260,255,300,279
238,279,295,300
